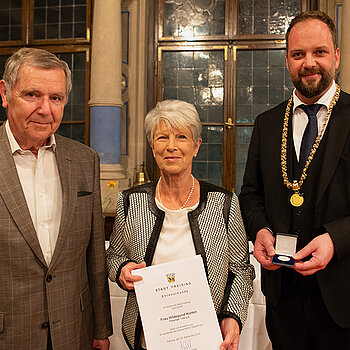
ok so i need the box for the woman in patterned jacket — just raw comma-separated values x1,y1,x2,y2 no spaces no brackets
107,99,254,350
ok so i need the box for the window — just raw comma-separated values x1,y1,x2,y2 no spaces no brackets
153,0,307,191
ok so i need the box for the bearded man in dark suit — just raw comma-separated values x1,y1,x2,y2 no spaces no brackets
0,48,112,349
239,10,350,350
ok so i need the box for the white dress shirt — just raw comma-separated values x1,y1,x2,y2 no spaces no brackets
5,121,62,265
292,80,337,160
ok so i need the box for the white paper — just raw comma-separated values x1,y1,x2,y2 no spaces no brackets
132,255,223,350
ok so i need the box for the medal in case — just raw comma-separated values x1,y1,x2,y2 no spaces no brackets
272,233,298,267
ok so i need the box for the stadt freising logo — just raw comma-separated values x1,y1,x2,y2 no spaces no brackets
166,273,175,283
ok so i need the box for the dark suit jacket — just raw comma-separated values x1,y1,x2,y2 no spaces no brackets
0,125,113,349
239,90,350,328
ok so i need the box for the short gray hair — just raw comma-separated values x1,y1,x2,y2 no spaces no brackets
3,47,72,101
145,100,202,144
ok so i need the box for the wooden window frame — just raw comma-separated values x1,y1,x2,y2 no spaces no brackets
149,0,310,190
0,0,92,47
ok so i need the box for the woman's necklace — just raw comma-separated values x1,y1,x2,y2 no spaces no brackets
157,174,195,210
281,84,340,207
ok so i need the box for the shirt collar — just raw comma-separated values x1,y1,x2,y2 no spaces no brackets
5,120,57,154
292,80,336,113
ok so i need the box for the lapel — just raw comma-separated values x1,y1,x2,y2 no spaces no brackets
49,134,78,268
316,91,350,204
0,125,47,266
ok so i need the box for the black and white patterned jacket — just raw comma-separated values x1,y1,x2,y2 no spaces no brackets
107,181,254,350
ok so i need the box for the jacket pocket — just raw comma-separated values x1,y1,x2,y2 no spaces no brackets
80,287,92,312
77,191,92,197
0,312,3,333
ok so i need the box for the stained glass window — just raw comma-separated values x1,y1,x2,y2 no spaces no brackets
164,0,225,37
33,0,87,40
235,127,252,194
236,49,293,123
235,48,294,193
0,0,22,42
162,49,225,186
56,51,87,143
238,0,301,35
156,0,305,189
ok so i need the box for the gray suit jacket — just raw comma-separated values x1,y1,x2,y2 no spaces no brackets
0,125,112,349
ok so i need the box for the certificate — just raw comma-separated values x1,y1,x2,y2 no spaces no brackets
132,255,222,350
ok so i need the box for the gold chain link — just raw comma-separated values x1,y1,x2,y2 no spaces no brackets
281,84,340,192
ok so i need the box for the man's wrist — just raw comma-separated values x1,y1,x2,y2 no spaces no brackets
263,227,273,234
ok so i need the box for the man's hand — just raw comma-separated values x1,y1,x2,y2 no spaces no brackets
219,317,240,350
93,338,110,350
119,261,146,290
253,228,280,270
293,233,334,275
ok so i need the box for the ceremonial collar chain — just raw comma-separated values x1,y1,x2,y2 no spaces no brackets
157,174,195,210
281,84,340,207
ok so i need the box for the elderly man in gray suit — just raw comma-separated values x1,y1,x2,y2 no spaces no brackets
0,48,112,349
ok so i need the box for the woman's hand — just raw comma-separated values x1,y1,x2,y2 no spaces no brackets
119,261,146,290
220,317,240,350
93,338,110,350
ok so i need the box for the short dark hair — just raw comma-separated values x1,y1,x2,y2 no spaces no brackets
286,11,337,52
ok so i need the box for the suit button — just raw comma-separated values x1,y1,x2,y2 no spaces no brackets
296,229,301,234
42,322,49,329
46,275,53,283
296,210,302,216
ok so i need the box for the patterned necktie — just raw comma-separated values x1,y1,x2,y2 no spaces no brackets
299,104,323,170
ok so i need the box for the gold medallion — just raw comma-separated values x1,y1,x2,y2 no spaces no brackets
290,193,304,207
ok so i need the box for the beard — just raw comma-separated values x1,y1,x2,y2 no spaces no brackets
290,65,335,98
